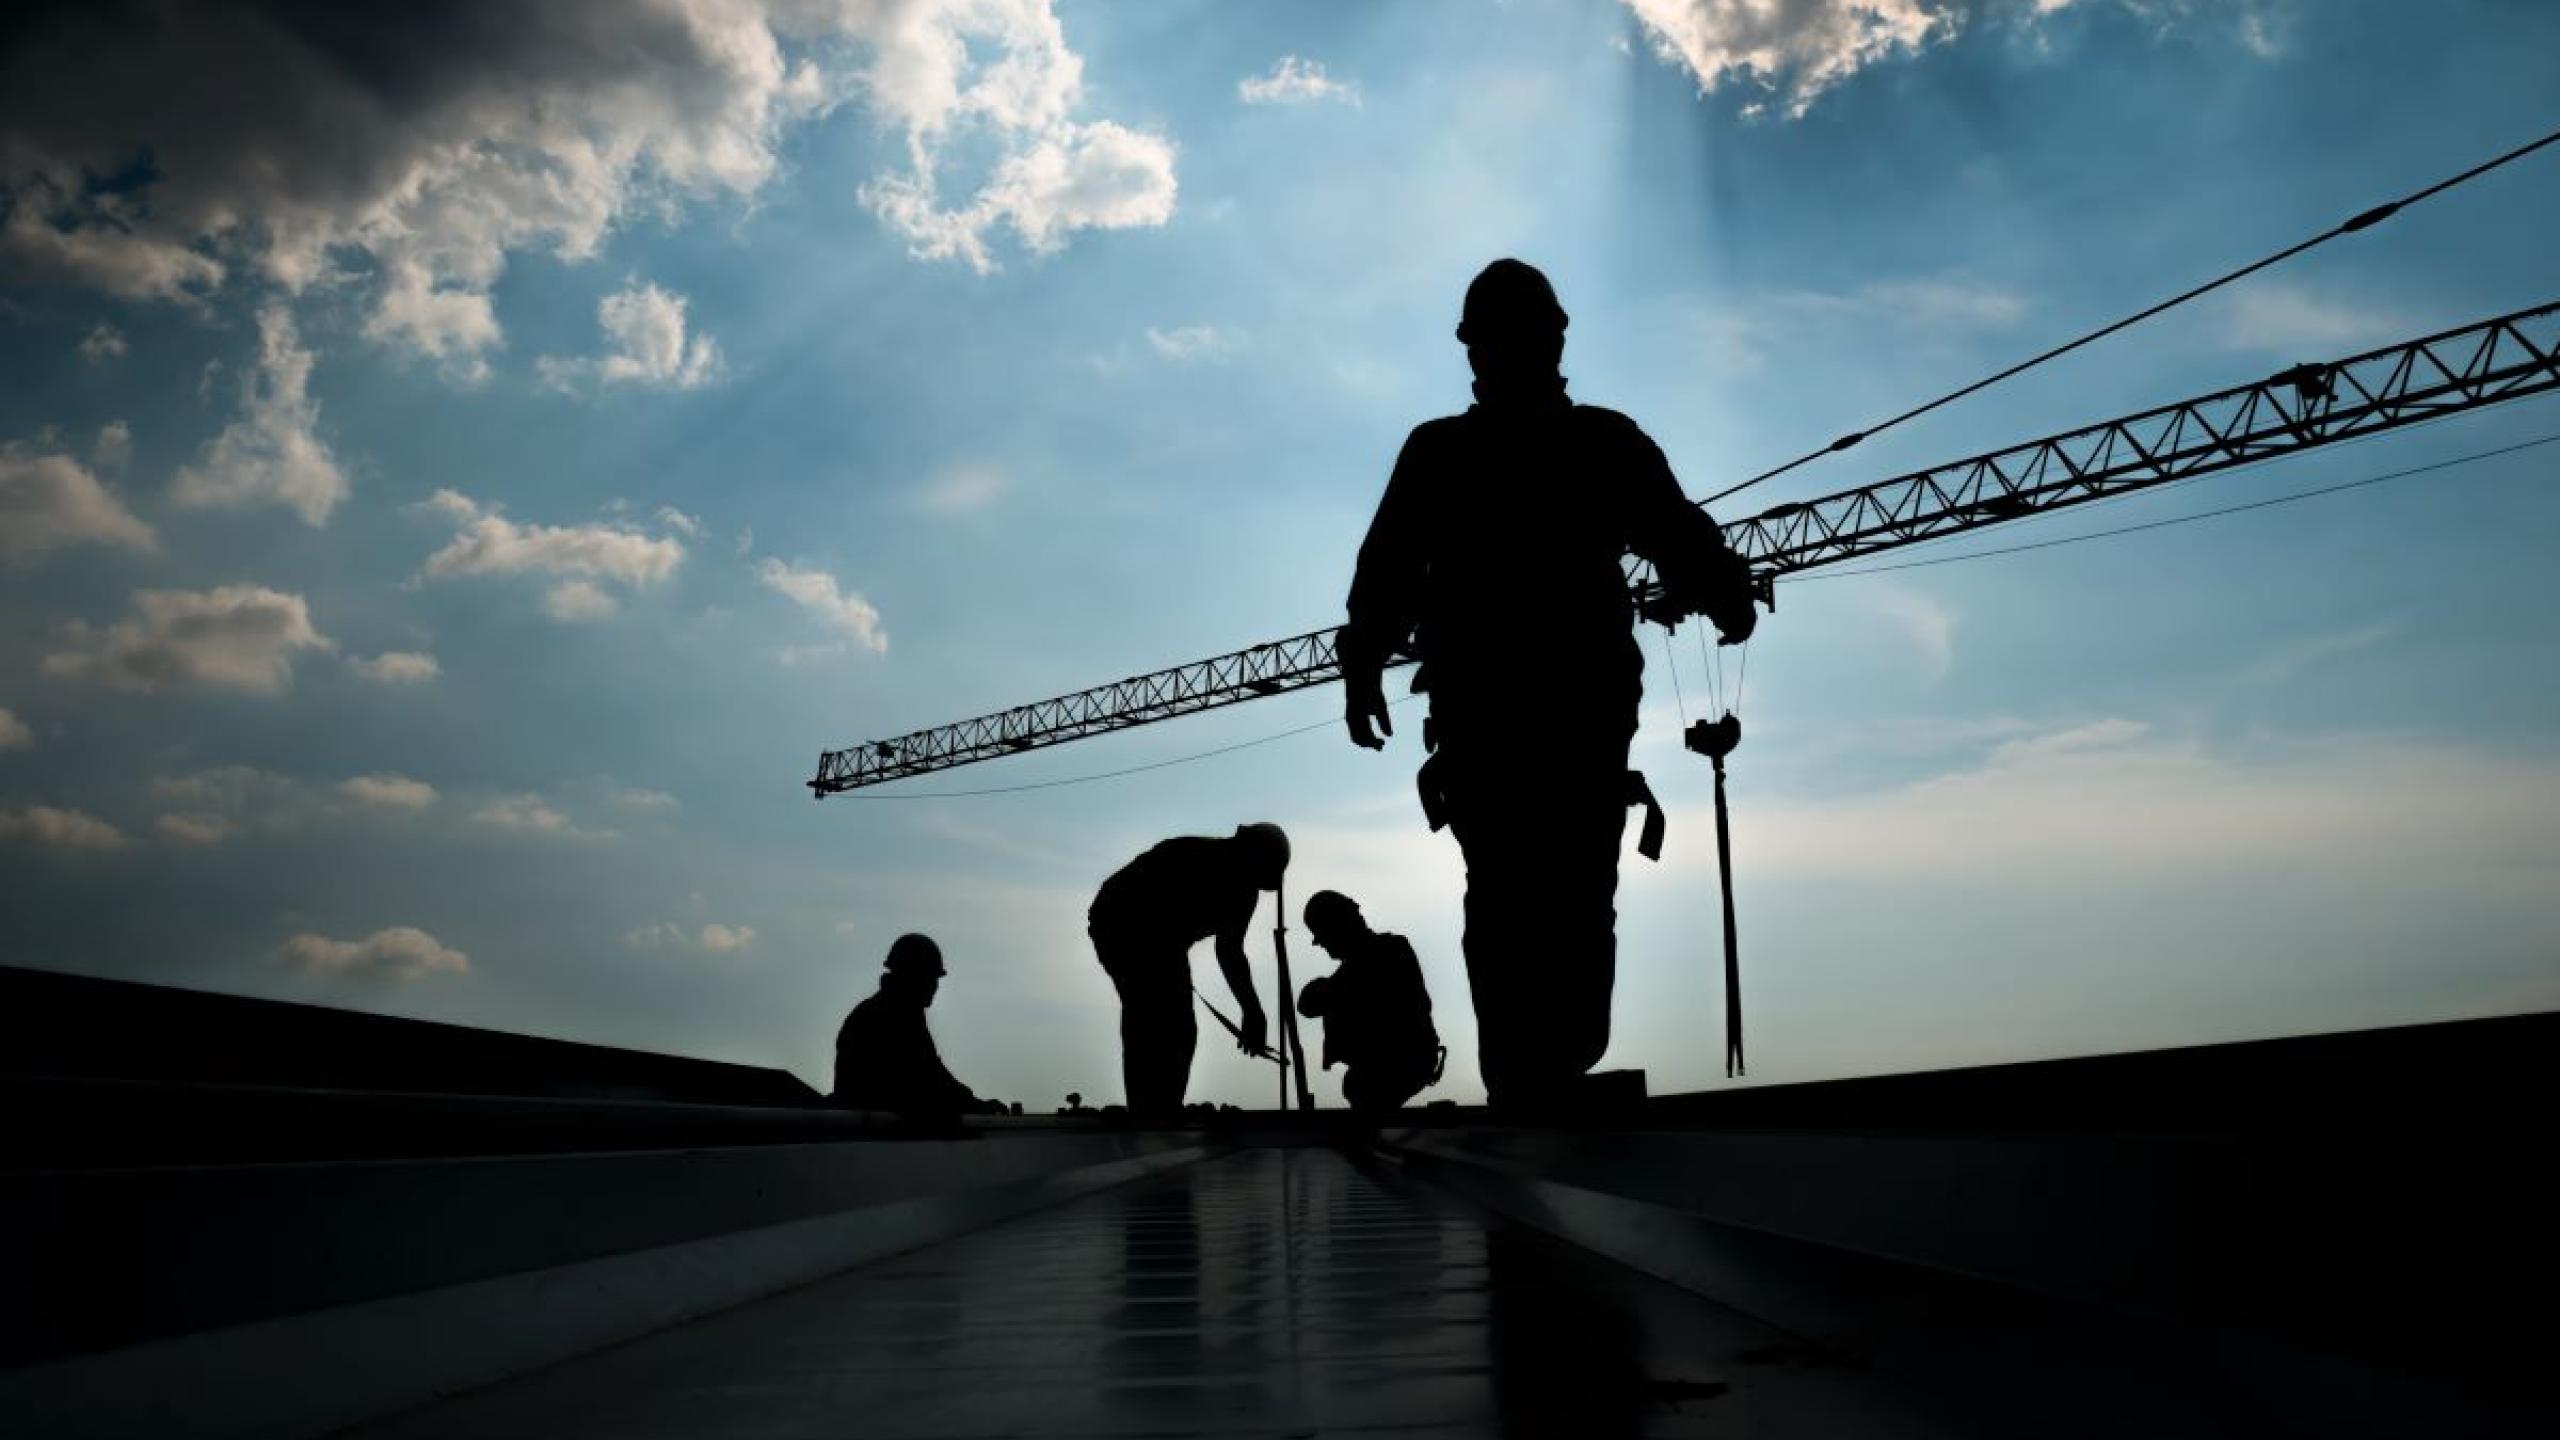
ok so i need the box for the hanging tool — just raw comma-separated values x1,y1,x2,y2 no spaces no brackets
1684,709,1746,1077
1194,987,1288,1107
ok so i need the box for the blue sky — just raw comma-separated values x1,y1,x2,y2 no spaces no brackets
4,0,2556,1107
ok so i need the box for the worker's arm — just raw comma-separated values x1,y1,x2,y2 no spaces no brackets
1618,418,1757,645
920,1038,977,1114
1213,914,1268,1056
1389,936,1433,1020
1339,425,1437,748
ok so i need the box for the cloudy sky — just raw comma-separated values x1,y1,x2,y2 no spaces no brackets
5,0,2557,1108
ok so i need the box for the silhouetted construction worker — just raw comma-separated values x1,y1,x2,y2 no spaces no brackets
833,934,996,1119
1296,890,1440,1114
1337,259,1759,1109
1087,823,1289,1119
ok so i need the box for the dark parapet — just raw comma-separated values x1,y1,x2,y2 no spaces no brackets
0,963,818,1107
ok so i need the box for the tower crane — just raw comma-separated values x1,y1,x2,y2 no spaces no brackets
811,299,2560,795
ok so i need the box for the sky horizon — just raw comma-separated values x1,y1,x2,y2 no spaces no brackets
5,0,2557,1108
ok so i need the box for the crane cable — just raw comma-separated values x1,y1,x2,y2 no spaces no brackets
1703,123,2560,509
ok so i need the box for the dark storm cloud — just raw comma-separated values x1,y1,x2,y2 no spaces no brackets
0,0,821,347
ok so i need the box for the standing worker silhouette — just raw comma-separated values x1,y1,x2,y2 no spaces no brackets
1296,890,1440,1114
1087,823,1290,1120
1336,260,1759,1111
833,934,1000,1119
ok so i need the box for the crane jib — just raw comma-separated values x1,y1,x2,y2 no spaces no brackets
811,300,2560,795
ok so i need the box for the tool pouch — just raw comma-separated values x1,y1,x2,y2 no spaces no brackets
1626,771,1666,861
1416,750,1451,832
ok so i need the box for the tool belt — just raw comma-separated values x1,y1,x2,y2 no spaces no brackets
1416,749,1666,862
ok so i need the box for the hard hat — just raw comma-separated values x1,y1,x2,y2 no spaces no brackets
1457,258,1568,346
1235,821,1291,872
884,933,946,977
1303,889,1361,934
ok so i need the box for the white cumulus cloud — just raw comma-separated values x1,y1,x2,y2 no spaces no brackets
91,420,132,473
352,651,440,684
77,322,128,363
277,926,468,982
45,585,332,695
1622,0,1958,118
626,920,756,953
756,557,888,654
537,280,722,392
0,706,32,751
1,803,126,851
1,439,156,564
471,793,609,839
340,773,437,810
472,794,572,833
856,1,1178,272
420,491,685,583
169,304,348,525
419,490,685,619
700,922,757,953
1239,56,1359,105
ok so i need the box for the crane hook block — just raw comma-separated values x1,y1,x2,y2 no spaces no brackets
1685,712,1741,761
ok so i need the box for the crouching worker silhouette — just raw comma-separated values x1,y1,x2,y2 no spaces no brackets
833,934,1002,1120
1087,823,1290,1120
1296,890,1441,1114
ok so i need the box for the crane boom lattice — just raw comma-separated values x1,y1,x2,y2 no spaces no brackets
813,300,2560,794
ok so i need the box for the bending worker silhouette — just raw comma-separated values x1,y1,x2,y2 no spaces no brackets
1296,890,1440,1114
833,934,1000,1119
1088,823,1289,1119
1337,260,1759,1109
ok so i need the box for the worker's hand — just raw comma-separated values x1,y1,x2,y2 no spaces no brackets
1239,1009,1270,1058
1700,548,1759,646
1345,672,1392,750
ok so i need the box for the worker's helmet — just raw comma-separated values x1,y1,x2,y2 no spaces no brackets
1303,889,1361,938
884,933,946,977
1457,258,1568,348
1234,821,1291,881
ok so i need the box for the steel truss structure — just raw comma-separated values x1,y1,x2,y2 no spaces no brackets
813,300,2560,794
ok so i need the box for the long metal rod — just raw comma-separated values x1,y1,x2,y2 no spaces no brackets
813,300,2560,794
1273,878,1316,1112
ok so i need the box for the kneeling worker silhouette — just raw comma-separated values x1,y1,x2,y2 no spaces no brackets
833,934,1002,1120
1087,823,1290,1120
1296,890,1441,1114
